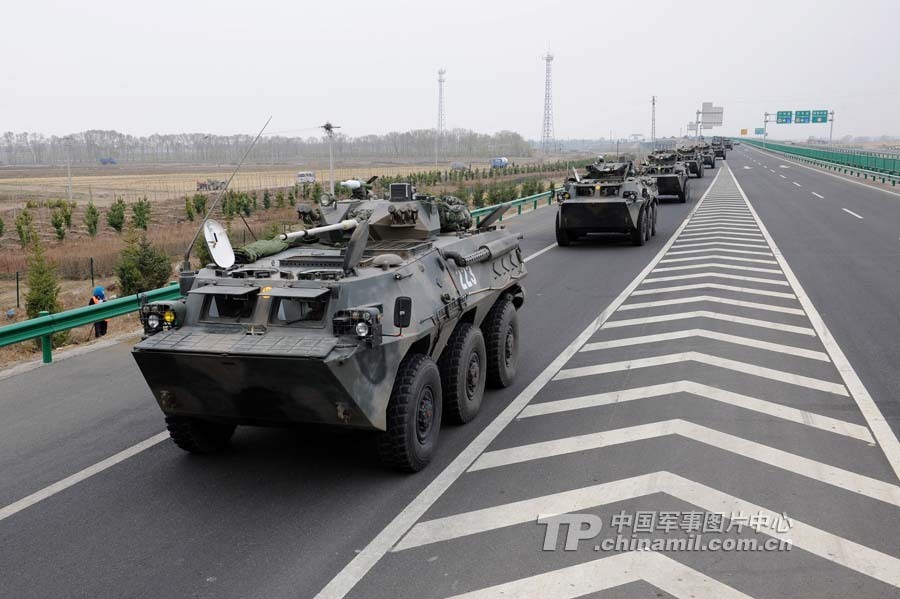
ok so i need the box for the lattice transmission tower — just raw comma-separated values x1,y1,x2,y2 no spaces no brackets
437,68,446,134
541,53,554,153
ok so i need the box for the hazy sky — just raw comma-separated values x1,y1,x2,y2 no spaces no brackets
3,0,899,141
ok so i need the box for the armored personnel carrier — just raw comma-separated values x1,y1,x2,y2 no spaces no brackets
555,160,658,247
640,150,691,203
711,136,727,159
132,183,526,472
675,145,704,178
697,142,716,168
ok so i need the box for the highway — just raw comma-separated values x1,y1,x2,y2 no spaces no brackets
2,155,900,599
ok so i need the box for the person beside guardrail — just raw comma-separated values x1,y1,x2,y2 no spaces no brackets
88,286,108,338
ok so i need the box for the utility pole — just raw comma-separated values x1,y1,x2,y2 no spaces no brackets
436,68,446,167
651,96,657,147
829,110,835,148
541,52,555,153
320,122,340,195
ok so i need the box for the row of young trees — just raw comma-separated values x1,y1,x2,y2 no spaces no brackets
0,128,533,166
5,196,154,246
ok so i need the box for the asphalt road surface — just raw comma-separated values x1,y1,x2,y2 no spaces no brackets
2,157,899,599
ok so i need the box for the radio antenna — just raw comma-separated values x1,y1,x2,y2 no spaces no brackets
182,116,272,271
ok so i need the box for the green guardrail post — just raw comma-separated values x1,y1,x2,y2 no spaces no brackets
517,204,522,216
39,310,52,364
533,198,538,210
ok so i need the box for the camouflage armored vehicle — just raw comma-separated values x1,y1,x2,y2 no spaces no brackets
555,160,658,247
640,150,691,203
697,142,716,168
711,136,727,159
132,183,526,472
196,179,227,192
675,144,704,178
723,138,734,150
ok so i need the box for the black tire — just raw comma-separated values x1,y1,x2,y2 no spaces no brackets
378,354,442,472
680,181,689,203
697,163,704,178
165,416,236,454
555,212,571,246
439,323,487,424
631,208,647,246
483,298,518,389
650,204,658,236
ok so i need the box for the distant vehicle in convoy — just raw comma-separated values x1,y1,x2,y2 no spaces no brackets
196,179,227,191
450,162,469,171
132,182,526,472
723,138,734,150
711,137,727,159
296,171,316,184
697,142,716,168
554,159,658,247
490,157,509,169
640,150,691,203
675,145,704,178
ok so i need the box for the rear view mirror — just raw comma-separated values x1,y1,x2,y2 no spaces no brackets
394,297,412,328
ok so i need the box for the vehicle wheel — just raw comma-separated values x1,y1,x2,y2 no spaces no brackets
697,163,704,178
680,181,689,203
650,204,658,236
439,323,487,424
483,298,519,388
378,354,442,472
165,416,236,454
631,208,647,246
555,213,571,246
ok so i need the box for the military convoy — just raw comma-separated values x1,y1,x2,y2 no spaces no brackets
675,145,704,178
555,160,658,246
697,141,716,168
640,150,691,203
133,183,526,472
711,136,727,159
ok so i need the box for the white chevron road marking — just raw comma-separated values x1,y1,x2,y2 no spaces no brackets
685,222,759,229
618,295,803,315
680,229,763,238
603,311,809,334
654,262,782,274
555,352,844,394
667,247,774,256
446,552,753,599
519,381,871,442
643,272,789,286
662,254,777,264
672,236,767,244
582,328,821,358
675,241,769,249
470,421,897,507
394,472,900,589
632,282,795,299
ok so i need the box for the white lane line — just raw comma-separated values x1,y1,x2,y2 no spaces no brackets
662,254,776,264
770,169,776,173
603,310,811,334
843,208,864,219
520,381,870,441
631,282,795,299
0,432,169,524
793,181,803,187
674,241,768,249
812,192,825,199
653,262,782,274
643,272,790,286
780,174,787,179
447,552,753,599
394,471,900,589
582,330,824,360
524,242,556,263
618,295,803,315
555,352,845,395
731,163,900,481
668,247,773,257
310,167,726,599
470,421,896,506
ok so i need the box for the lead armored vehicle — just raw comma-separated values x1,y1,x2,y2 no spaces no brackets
555,160,658,246
675,144,704,178
640,150,691,203
132,183,526,472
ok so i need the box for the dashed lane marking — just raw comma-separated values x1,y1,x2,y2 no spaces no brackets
842,208,864,219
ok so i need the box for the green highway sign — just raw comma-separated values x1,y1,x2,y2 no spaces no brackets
795,110,811,124
812,110,829,123
755,127,765,135
776,111,792,124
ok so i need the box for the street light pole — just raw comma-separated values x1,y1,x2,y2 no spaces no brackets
321,122,341,196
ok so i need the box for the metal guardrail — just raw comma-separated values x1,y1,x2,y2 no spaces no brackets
741,139,900,185
0,187,562,366
0,282,181,363
471,188,560,226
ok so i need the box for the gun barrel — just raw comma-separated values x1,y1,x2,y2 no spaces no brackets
279,219,359,241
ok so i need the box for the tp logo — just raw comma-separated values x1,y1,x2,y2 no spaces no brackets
538,514,603,551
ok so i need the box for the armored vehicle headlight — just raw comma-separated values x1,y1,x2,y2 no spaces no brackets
163,311,176,324
355,322,370,337
147,314,161,330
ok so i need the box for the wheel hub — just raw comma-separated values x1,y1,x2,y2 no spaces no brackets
504,328,516,367
466,352,481,399
416,387,435,444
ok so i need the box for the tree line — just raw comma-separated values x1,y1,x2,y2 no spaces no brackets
0,128,533,166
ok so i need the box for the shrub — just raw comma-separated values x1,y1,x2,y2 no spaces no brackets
115,230,172,296
107,197,126,232
84,201,100,236
262,189,271,209
275,190,286,208
191,193,207,216
15,209,34,245
131,196,151,230
25,233,69,347
51,209,66,240
184,196,195,221
0,215,5,238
